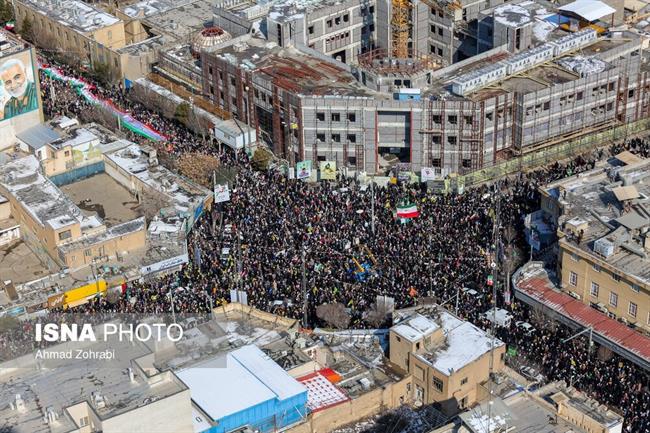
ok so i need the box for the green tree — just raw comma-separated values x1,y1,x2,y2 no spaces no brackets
174,102,190,124
19,16,34,42
0,0,14,24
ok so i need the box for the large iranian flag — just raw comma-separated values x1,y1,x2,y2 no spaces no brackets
396,203,420,218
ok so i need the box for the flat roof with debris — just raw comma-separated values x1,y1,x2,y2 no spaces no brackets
542,155,650,283
0,156,100,232
18,0,121,32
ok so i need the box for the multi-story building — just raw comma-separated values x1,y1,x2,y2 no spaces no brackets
389,306,505,414
201,23,648,175
539,154,650,333
0,30,43,149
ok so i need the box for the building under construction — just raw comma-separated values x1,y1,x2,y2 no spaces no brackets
201,0,647,175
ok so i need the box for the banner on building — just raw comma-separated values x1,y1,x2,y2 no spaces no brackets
296,161,312,180
421,167,436,182
141,253,189,276
64,280,107,307
47,292,65,309
214,183,230,203
320,161,337,180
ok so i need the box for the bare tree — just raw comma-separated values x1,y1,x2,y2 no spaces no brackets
597,345,614,362
176,153,220,188
316,302,351,329
530,305,558,334
365,301,391,328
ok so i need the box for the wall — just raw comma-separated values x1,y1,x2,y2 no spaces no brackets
101,389,193,433
286,376,411,433
61,224,146,269
48,162,106,187
559,240,650,332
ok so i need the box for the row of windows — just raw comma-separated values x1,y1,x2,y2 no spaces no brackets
432,157,473,168
316,112,356,122
430,44,444,57
430,25,444,37
432,115,474,125
568,272,646,321
316,133,356,143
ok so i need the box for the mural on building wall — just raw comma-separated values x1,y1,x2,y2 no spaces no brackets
0,50,39,122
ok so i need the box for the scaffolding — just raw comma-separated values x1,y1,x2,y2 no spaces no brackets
391,0,411,58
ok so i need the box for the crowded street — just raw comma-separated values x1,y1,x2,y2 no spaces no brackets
1,57,648,432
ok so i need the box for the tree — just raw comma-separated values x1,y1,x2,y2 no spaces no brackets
19,16,34,43
597,345,614,362
176,153,220,188
316,302,351,329
0,0,14,24
92,62,112,85
174,102,191,125
136,188,172,225
365,300,392,328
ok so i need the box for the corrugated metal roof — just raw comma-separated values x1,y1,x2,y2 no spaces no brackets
16,124,61,150
612,185,640,202
516,274,650,364
559,0,616,21
615,150,643,165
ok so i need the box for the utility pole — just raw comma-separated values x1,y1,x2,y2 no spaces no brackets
301,245,308,327
487,180,501,433
371,178,375,235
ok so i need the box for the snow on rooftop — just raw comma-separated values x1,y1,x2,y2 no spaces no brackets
392,314,440,342
494,3,533,27
26,0,120,31
177,345,306,421
415,312,504,376
0,156,88,229
465,413,508,433
557,55,607,76
558,0,616,22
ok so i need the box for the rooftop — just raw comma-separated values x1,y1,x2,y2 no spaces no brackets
105,144,211,215
0,335,187,433
543,155,650,283
208,36,379,97
0,155,98,232
141,0,217,39
18,0,121,32
513,263,650,369
176,345,307,422
393,307,505,376
0,29,30,58
121,0,198,18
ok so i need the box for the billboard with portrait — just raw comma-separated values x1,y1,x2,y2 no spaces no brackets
0,48,41,126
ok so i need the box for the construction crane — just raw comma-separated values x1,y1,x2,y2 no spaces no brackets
391,0,411,58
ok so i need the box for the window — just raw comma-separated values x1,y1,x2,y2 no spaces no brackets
430,24,436,33
327,19,332,28
462,158,472,168
609,292,618,307
84,249,92,257
592,263,601,272
437,47,443,56
335,16,341,25
79,417,89,427
347,113,356,122
460,377,468,385
464,116,473,125
448,115,457,124
608,82,615,92
208,66,213,75
416,342,420,350
486,112,493,121
317,133,325,142
612,273,621,282
432,376,444,392
230,77,236,86
432,115,441,124
64,150,70,157
331,113,341,122
448,136,457,145
571,253,579,261
308,25,314,35
316,112,325,121
58,230,71,241
432,158,441,167
369,5,374,13
343,13,349,22
576,91,583,101
332,133,341,142
590,282,599,298
628,302,637,318
347,134,356,143
209,85,214,95
348,156,357,166
569,271,578,286
438,27,443,36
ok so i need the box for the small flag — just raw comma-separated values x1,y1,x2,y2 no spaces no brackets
409,287,418,297
487,274,494,286
396,203,420,219
507,347,517,357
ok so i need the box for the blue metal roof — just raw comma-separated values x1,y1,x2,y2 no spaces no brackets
16,124,61,150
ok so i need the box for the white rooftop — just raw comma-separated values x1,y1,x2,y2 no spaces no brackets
392,313,440,342
23,0,120,32
558,0,616,22
176,345,307,422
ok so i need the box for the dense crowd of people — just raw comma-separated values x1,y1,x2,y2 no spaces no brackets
2,56,649,431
